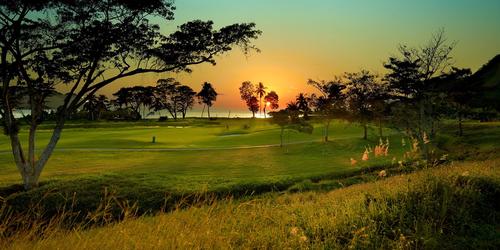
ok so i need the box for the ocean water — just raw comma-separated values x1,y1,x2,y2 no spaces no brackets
149,109,268,119
8,109,268,119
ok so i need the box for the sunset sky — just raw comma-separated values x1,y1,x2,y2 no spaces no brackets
100,0,500,112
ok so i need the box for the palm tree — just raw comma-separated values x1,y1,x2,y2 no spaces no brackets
197,82,218,119
296,93,311,120
83,94,109,120
255,82,267,116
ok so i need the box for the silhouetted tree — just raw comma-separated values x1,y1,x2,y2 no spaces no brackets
385,29,455,145
139,86,155,119
112,86,153,119
246,96,259,118
239,81,258,117
371,87,390,137
255,82,267,116
286,101,301,122
296,93,312,120
269,110,290,147
383,56,422,135
0,0,261,189
343,70,385,140
269,106,313,148
83,94,109,121
439,67,473,136
308,78,346,142
177,85,196,119
239,81,255,101
264,91,279,118
155,78,181,119
197,82,218,119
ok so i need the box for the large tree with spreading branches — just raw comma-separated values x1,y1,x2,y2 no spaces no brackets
0,0,261,189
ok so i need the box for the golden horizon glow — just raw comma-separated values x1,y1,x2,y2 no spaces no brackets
92,0,500,112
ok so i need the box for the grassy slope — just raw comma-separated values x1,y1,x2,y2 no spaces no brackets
4,159,499,249
0,119,399,188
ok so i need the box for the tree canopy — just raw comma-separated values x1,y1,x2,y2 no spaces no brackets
0,0,261,189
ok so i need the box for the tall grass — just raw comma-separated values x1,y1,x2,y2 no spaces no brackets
1,159,498,249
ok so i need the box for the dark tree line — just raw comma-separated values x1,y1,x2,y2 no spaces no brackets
81,79,217,121
290,29,499,152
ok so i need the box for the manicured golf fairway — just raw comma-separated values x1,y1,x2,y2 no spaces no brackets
0,119,401,190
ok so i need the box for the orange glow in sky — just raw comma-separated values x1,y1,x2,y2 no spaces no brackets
93,0,500,112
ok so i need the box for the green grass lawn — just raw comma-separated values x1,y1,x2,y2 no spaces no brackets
0,118,379,150
0,119,498,249
0,119,399,187
0,119,497,225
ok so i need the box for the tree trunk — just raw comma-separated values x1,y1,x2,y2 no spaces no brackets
30,121,64,188
207,106,211,119
200,105,205,118
173,103,177,120
252,111,255,118
9,134,28,186
2,66,32,189
324,120,331,142
167,109,175,120
259,97,262,116
12,118,65,190
263,107,266,118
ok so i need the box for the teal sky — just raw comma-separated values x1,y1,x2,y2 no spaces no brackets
105,0,500,110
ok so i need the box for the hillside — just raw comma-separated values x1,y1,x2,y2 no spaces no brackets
16,91,69,110
471,54,500,110
3,159,498,249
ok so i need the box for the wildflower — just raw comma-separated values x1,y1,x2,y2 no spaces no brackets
439,154,448,161
399,233,407,242
299,236,308,242
374,141,389,157
362,149,369,161
374,145,381,157
412,138,419,152
461,171,470,177
378,170,387,178
350,158,357,166
423,132,430,144
290,227,299,236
